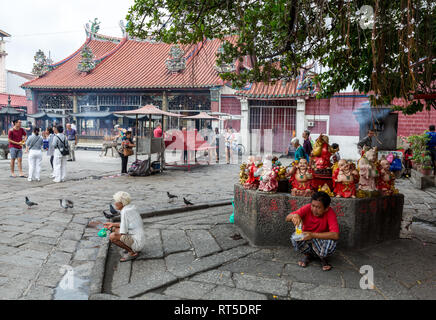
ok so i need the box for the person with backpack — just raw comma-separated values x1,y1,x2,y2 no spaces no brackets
52,125,69,183
25,127,44,182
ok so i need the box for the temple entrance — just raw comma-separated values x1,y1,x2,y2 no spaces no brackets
249,104,296,154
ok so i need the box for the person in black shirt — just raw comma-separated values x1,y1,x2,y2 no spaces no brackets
118,131,135,174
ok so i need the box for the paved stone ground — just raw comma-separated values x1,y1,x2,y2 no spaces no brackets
0,150,238,300
99,205,436,300
0,150,435,300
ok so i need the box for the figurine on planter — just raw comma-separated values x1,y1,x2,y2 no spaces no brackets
243,156,260,190
287,158,314,197
239,162,248,185
311,134,339,172
318,183,335,197
332,159,359,198
258,154,279,192
357,147,379,197
377,159,398,195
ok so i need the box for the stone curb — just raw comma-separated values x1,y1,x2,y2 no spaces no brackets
110,199,234,222
88,238,110,299
88,199,233,299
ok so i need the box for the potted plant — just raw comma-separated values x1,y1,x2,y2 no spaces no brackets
407,133,432,175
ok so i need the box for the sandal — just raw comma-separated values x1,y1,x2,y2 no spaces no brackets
120,252,138,262
320,258,332,271
298,254,312,268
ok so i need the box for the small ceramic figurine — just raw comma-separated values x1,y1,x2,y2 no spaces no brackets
377,159,398,195
357,147,379,197
258,154,279,192
239,162,248,185
318,183,335,197
243,156,260,190
288,158,314,197
332,159,359,198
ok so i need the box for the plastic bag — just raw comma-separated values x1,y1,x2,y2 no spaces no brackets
291,224,304,241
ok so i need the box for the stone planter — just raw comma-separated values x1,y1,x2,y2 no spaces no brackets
234,184,404,249
419,168,433,176
410,168,435,189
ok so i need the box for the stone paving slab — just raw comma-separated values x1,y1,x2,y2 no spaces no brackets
1,149,436,300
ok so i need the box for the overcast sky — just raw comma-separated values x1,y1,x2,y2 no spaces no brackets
1,0,134,73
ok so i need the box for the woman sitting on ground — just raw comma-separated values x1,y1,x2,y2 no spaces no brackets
104,191,146,262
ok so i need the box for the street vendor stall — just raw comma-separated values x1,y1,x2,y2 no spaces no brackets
165,112,220,170
114,104,181,175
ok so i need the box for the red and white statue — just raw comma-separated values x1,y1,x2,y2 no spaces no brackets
287,158,314,197
332,159,359,198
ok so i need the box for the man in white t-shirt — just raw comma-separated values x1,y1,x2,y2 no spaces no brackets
104,191,146,262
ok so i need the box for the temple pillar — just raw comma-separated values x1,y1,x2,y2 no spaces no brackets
240,98,249,154
296,98,306,142
162,90,168,130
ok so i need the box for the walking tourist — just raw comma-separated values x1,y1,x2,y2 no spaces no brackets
302,130,313,157
224,126,235,164
8,119,27,178
117,130,135,174
65,123,77,161
285,191,340,271
103,191,146,262
52,125,69,183
25,127,43,182
47,127,55,177
214,127,220,163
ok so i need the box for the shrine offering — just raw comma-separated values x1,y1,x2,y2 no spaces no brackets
318,183,335,197
258,154,279,192
288,158,314,197
357,147,380,198
311,134,339,173
291,223,304,241
244,156,260,190
377,159,399,195
239,162,248,185
333,159,359,198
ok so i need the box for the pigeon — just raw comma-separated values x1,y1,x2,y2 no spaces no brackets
183,197,194,206
230,233,243,240
109,204,119,215
167,192,178,202
25,197,38,209
59,199,74,209
167,192,178,199
103,210,119,219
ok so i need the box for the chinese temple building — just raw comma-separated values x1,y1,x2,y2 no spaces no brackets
21,23,246,139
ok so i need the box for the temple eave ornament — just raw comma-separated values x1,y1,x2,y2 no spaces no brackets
214,63,236,73
165,45,186,73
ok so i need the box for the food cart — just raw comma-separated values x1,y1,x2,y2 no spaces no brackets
114,104,182,174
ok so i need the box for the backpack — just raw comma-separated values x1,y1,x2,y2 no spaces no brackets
55,135,70,156
390,157,402,171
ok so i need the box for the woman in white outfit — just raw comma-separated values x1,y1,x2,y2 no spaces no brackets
103,191,146,262
25,127,43,182
46,127,55,178
52,125,68,183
